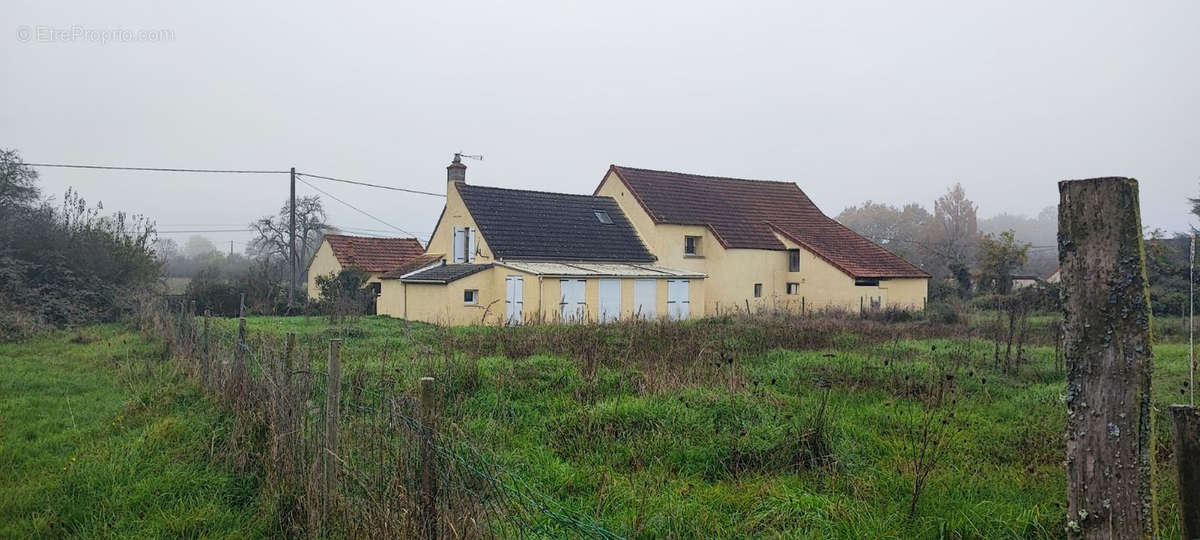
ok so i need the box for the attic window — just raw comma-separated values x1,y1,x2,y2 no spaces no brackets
594,210,613,224
854,278,881,287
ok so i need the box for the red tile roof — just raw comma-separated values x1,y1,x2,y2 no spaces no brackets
605,166,930,279
380,253,445,279
322,234,426,273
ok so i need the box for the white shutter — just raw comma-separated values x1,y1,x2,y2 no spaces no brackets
667,280,690,320
634,280,657,320
598,279,621,323
452,227,466,263
467,227,477,263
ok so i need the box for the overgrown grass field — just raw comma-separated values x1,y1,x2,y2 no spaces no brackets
0,326,271,538
202,315,1190,538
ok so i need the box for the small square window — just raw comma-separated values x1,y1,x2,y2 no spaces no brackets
684,235,701,256
753,283,763,298
786,282,799,295
463,289,478,304
594,210,612,224
788,249,801,272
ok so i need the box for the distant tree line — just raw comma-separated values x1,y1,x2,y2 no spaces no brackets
836,182,1197,316
0,149,160,340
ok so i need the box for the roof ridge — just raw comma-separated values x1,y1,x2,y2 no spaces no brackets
459,183,616,201
323,233,421,242
612,164,800,186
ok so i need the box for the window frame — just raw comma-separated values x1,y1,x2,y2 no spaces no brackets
463,289,479,305
854,278,881,287
684,235,701,256
753,283,763,298
788,249,801,272
786,282,800,295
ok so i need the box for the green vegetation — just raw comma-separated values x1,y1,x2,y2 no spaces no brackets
200,315,1189,538
0,326,270,538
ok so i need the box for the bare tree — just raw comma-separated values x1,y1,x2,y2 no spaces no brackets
247,195,329,283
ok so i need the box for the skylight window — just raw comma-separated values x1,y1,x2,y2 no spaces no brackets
594,210,612,224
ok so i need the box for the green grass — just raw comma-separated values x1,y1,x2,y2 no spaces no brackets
0,326,270,538
189,315,1193,538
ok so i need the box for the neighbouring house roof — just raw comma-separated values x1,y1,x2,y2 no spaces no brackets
455,184,655,263
496,261,706,279
400,263,493,284
380,253,445,279
322,234,426,273
604,165,930,279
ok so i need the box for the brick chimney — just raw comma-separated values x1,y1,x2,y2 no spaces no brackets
447,153,467,186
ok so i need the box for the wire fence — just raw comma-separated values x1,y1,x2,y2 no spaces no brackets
136,297,623,539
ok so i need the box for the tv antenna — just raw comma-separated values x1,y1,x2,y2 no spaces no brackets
453,152,483,163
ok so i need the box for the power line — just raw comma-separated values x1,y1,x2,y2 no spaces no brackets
296,171,445,198
24,162,288,174
157,229,253,233
295,176,421,239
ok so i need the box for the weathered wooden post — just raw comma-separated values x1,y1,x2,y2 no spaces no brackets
419,376,439,539
1059,177,1154,539
202,310,211,386
324,339,342,514
1171,405,1200,539
230,317,247,400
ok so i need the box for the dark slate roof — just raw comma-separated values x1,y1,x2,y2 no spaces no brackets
606,165,929,279
400,263,493,284
323,234,426,273
455,184,655,262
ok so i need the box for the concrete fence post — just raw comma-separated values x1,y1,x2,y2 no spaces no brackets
1059,177,1154,539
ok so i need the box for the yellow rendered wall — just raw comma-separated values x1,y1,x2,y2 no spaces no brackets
305,239,389,301
425,182,495,262
381,266,705,326
306,240,342,299
596,171,927,313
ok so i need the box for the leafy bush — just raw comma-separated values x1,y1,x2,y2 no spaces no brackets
1,151,160,336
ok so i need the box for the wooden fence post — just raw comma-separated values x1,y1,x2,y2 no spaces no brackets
1171,405,1200,539
324,339,342,514
231,317,247,400
1059,177,1154,539
420,376,439,539
202,310,211,386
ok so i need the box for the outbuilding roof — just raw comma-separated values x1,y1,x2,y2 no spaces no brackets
322,234,426,273
455,184,655,263
400,263,493,284
604,166,930,279
380,253,445,279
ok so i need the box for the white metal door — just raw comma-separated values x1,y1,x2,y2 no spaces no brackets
559,279,586,322
667,280,690,320
505,275,523,325
633,280,657,320
598,279,621,323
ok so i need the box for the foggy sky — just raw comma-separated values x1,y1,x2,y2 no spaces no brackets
4,1,1198,252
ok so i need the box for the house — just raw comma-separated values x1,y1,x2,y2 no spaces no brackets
306,234,426,300
1045,268,1060,283
376,157,929,325
593,165,930,315
1011,274,1041,289
376,156,705,325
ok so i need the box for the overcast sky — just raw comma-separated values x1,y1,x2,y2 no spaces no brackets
4,1,1197,252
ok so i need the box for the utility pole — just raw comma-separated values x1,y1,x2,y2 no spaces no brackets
289,167,297,307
